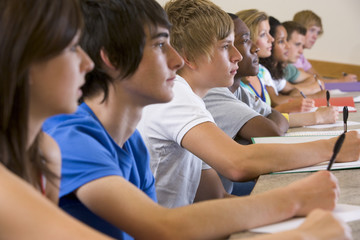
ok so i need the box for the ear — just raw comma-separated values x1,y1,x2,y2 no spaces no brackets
182,54,197,70
100,48,116,70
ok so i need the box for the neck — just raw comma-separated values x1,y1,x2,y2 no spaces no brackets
85,85,142,147
179,70,210,98
27,117,43,150
228,76,242,93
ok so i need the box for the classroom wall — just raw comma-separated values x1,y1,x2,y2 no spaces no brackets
156,0,360,66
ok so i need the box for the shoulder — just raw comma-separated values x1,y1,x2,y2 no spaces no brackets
40,132,61,166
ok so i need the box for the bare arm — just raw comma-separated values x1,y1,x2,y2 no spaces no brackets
236,113,288,142
40,133,61,204
181,122,360,181
0,164,114,240
194,168,232,202
75,171,341,240
289,106,339,127
301,67,357,83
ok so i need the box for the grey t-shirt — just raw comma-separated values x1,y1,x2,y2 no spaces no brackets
203,86,272,140
203,86,272,192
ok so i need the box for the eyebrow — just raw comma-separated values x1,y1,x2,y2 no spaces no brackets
151,32,169,40
242,32,250,38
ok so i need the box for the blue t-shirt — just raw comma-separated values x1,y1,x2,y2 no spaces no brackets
43,103,157,240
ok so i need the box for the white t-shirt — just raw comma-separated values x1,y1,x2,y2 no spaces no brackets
138,75,213,208
260,64,286,95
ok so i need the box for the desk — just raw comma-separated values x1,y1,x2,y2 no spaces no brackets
229,92,360,239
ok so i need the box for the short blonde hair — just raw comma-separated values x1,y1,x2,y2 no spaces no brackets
165,0,233,63
293,10,323,35
235,9,268,42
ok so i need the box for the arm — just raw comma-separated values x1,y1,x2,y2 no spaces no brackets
181,122,360,181
0,164,113,240
75,170,341,240
194,168,233,202
303,67,357,83
40,133,61,204
289,107,339,127
237,114,287,142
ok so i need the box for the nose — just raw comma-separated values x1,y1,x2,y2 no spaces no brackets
168,45,184,72
285,40,290,50
268,33,274,43
232,45,243,63
251,42,260,54
299,46,304,54
79,47,94,73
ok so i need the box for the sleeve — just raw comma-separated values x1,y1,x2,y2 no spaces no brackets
236,86,272,117
142,81,215,145
204,88,259,139
302,57,312,71
128,130,157,201
49,119,124,197
284,64,300,83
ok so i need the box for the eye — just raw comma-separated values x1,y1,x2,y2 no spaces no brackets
70,44,79,52
223,44,229,49
155,42,165,48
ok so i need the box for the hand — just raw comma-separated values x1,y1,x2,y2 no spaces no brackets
296,209,352,240
315,106,339,124
341,74,357,82
286,98,315,113
334,131,360,163
286,171,339,216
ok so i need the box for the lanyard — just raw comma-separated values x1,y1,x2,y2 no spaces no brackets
248,77,266,102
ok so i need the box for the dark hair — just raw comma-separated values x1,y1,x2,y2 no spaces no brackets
259,16,284,80
0,0,82,187
228,12,238,20
283,21,307,40
79,0,171,102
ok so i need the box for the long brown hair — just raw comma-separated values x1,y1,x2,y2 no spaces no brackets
0,0,83,188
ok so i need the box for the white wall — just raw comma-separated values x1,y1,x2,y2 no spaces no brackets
156,0,360,65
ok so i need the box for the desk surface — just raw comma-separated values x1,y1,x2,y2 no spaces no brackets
229,92,360,239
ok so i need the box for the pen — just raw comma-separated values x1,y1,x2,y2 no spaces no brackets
315,74,323,91
343,106,348,133
300,91,306,98
326,90,330,107
327,133,346,171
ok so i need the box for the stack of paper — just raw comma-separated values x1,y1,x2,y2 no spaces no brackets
250,204,360,233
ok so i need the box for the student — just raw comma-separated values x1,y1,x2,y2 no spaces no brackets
204,14,338,147
0,0,94,202
139,0,360,208
281,21,324,88
260,16,326,102
235,12,337,124
239,11,325,111
236,9,319,113
203,14,289,145
0,0,113,239
293,10,358,82
43,0,353,239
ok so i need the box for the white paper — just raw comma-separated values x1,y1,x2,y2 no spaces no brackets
303,121,360,129
329,89,348,96
252,136,360,173
353,95,360,103
250,204,360,233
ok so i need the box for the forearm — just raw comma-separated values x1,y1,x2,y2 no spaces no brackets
0,166,113,240
266,110,289,134
230,140,333,180
237,115,287,142
289,112,317,127
294,81,321,95
164,186,299,240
